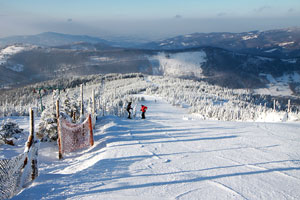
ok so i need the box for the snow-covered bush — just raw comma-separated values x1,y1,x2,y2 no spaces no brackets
36,105,58,142
37,89,82,142
37,108,74,142
0,120,23,145
61,91,81,121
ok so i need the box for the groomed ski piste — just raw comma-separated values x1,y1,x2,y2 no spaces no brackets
5,94,300,200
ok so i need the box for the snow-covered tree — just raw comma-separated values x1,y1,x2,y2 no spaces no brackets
0,120,24,145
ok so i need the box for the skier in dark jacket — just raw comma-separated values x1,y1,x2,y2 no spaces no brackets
126,102,133,119
141,105,148,119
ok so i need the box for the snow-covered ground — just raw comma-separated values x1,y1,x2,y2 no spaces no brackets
0,45,34,72
0,117,31,159
242,34,258,40
5,94,300,200
150,51,207,78
0,46,26,65
255,72,300,96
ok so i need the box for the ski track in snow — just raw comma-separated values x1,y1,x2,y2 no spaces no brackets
208,181,248,200
216,155,300,182
158,131,249,199
7,95,300,200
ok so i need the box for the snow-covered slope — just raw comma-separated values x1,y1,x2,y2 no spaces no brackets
0,45,35,72
255,72,300,96
1,41,299,92
7,94,300,200
150,51,207,78
142,27,300,58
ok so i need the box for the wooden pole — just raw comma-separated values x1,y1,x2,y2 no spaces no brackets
72,111,76,122
288,99,291,113
28,108,38,180
273,99,276,111
23,108,34,169
31,158,38,180
56,100,63,159
88,114,94,146
80,84,84,116
27,108,34,149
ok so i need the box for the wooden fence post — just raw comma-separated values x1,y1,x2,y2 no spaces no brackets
27,108,34,149
56,100,62,159
72,111,76,122
28,108,38,180
23,108,34,172
88,114,94,146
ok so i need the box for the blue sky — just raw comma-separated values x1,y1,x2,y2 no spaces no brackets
0,0,299,40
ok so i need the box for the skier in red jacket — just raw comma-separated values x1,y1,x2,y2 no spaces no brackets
141,105,148,119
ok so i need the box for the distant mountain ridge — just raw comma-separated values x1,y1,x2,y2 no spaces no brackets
0,28,299,95
0,32,111,47
140,27,300,59
1,27,300,58
1,43,299,92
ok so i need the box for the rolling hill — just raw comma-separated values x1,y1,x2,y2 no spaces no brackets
0,28,299,96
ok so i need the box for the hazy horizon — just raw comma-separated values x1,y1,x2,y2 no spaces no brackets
1,0,300,41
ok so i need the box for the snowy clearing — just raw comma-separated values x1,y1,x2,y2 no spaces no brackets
242,35,258,40
278,41,295,47
0,46,26,65
7,95,300,200
150,52,207,78
255,73,300,97
0,45,34,72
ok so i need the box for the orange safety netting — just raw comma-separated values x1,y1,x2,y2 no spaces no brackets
58,116,93,155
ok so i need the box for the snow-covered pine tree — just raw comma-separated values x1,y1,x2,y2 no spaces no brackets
37,89,75,141
37,104,58,142
0,120,24,145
